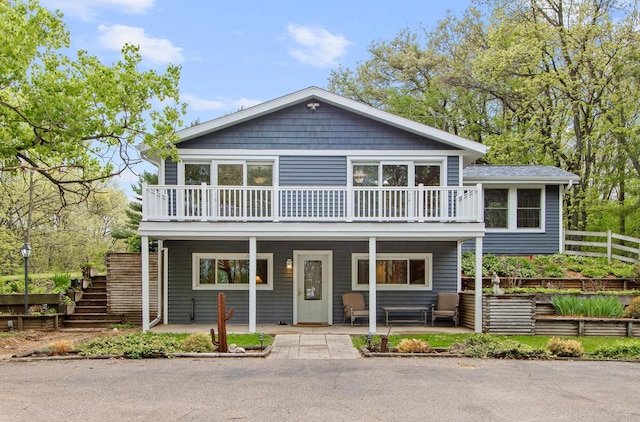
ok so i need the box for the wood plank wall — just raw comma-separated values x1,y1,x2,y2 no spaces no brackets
106,253,158,325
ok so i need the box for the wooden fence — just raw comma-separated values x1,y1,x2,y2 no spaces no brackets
564,229,640,264
107,253,158,325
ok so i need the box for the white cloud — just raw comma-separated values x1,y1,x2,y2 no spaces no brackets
43,0,155,20
286,24,351,67
182,94,262,112
98,24,184,65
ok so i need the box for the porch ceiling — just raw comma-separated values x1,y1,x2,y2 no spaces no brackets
139,221,485,241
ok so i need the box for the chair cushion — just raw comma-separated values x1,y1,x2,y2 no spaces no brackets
433,310,456,317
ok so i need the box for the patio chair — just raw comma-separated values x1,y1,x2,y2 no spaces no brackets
342,292,369,326
431,292,459,327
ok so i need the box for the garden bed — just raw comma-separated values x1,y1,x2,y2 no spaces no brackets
0,314,62,331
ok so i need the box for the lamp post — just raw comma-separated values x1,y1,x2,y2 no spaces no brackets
20,243,32,314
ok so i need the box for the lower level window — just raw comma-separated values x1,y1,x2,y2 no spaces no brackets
351,253,432,291
193,253,273,290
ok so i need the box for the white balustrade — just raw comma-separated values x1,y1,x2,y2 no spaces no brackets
142,184,482,223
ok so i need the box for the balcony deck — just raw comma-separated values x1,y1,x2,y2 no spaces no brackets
142,184,482,224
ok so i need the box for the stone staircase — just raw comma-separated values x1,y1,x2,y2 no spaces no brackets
64,275,124,328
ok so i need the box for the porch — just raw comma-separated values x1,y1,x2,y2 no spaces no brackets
151,323,473,335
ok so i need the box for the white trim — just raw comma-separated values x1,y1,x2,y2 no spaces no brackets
456,241,462,292
484,185,546,233
368,237,377,334
292,250,333,325
141,236,150,332
178,149,460,159
474,237,483,333
163,246,169,325
249,237,257,333
191,253,274,290
351,253,433,291
140,221,486,241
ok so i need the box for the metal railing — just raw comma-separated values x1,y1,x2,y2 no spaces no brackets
142,183,483,223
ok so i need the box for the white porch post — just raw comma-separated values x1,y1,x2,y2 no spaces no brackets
474,236,483,333
249,236,257,333
142,235,150,332
368,237,377,334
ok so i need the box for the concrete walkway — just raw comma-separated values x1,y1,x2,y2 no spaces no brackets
269,334,360,359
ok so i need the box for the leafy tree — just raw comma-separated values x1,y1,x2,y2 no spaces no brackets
329,0,640,235
112,171,158,252
0,0,184,204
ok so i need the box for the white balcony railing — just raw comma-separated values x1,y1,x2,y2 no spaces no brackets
142,184,483,223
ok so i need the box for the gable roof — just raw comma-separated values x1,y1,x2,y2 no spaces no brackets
463,165,580,185
146,87,487,162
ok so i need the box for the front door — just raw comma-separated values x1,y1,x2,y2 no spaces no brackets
294,251,332,325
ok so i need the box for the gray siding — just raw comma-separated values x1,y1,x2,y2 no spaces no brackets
279,156,347,186
165,240,458,324
464,185,561,255
177,101,459,151
447,156,459,186
165,159,178,185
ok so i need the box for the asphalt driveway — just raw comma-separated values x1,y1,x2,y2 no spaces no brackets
1,358,638,421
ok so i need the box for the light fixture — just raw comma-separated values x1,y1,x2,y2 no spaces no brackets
353,167,366,184
20,243,32,314
307,102,320,111
256,275,263,284
286,258,293,270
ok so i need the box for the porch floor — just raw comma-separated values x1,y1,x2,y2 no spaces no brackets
150,323,473,335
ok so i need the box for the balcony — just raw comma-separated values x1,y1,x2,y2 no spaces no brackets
142,184,482,223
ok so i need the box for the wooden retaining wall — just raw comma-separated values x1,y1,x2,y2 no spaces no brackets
106,253,158,325
461,277,639,291
460,292,640,337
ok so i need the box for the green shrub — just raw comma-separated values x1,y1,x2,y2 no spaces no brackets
482,254,502,277
180,333,215,353
623,296,640,319
456,335,550,359
591,340,640,360
542,263,564,278
79,333,185,359
546,337,583,357
551,295,624,318
461,251,475,275
52,273,72,293
580,267,609,278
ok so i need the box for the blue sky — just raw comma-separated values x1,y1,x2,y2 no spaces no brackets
40,0,472,192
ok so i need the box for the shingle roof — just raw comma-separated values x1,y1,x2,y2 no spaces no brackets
463,165,579,184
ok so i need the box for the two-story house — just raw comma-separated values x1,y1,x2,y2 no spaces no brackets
138,87,578,333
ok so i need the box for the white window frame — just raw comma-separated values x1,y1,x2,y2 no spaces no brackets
192,253,274,290
484,185,546,233
348,158,447,187
179,158,278,186
351,253,433,291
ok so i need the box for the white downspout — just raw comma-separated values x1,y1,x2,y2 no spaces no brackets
163,247,169,325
